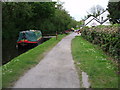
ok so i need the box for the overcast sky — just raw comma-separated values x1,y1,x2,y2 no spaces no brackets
53,0,110,21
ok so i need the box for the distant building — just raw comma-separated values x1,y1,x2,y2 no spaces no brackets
84,10,111,27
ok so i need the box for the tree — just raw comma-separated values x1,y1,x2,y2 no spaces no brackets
2,2,33,38
2,2,77,39
2,2,56,38
107,1,120,24
87,5,104,17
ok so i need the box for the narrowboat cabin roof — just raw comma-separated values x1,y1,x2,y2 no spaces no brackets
17,30,42,44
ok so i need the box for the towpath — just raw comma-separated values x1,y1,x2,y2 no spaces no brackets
13,32,80,88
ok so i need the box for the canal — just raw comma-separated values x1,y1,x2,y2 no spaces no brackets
2,37,50,65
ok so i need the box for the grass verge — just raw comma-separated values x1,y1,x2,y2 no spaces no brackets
71,36,118,88
2,34,66,88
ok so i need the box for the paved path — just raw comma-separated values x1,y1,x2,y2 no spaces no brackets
13,33,80,88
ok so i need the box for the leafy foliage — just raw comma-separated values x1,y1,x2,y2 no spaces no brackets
2,2,33,38
81,25,120,61
107,1,120,24
2,2,77,39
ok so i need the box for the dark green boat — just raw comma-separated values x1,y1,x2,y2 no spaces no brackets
17,30,42,46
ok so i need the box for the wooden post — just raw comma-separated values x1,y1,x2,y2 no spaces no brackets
56,31,58,40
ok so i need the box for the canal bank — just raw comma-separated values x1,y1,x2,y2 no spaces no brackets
2,37,50,65
2,34,66,88
13,32,80,88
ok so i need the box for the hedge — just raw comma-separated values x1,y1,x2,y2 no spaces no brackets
81,25,120,61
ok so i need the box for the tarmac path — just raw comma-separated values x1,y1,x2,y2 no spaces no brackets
13,32,80,88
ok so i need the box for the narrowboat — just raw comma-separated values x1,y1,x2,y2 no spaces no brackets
17,30,42,47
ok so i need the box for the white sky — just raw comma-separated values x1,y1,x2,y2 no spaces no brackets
53,0,110,21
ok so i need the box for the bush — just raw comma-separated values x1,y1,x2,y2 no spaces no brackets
81,25,120,61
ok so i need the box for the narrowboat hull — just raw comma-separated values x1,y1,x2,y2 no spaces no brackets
17,30,42,47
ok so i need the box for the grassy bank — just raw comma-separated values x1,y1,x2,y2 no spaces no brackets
81,25,120,61
71,36,118,88
2,34,66,88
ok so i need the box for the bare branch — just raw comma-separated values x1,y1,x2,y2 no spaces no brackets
87,5,105,17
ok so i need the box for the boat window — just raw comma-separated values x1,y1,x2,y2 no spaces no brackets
22,33,27,39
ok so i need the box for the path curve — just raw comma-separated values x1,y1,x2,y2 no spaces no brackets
13,33,80,88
